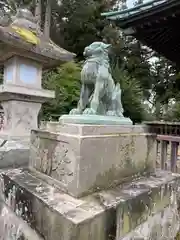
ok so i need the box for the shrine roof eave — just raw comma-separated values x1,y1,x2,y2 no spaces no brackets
102,0,180,65
102,0,180,28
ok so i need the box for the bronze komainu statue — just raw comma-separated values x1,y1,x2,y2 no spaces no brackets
70,42,124,117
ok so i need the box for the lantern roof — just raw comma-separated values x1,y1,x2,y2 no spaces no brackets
0,8,75,68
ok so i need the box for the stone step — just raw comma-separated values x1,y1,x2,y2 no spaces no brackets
0,168,180,240
0,168,107,240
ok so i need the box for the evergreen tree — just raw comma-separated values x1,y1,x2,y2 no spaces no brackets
41,62,81,120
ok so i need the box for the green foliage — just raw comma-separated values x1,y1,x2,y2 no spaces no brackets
161,102,180,122
0,0,33,14
54,0,116,59
41,62,81,120
112,66,145,123
151,57,177,105
109,36,154,101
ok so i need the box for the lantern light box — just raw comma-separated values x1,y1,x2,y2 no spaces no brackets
4,56,42,88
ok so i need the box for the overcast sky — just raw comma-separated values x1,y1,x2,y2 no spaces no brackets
126,0,152,8
126,0,134,8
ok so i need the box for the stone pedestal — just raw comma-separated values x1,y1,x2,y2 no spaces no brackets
30,123,156,197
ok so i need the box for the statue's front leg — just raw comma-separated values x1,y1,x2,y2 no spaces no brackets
70,84,90,115
83,81,104,115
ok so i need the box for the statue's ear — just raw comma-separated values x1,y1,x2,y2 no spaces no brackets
104,44,111,49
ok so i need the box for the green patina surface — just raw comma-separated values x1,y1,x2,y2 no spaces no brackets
60,114,132,125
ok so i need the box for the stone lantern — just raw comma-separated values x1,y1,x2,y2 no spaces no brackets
0,8,74,168
0,8,74,138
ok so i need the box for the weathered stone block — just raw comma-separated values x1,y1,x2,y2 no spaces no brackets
0,169,179,240
30,124,156,197
0,200,42,240
116,172,180,239
120,205,179,240
0,169,108,240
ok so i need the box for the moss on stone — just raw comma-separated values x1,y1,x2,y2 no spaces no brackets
175,232,180,240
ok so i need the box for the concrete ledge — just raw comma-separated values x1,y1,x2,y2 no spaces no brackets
0,138,29,168
0,169,179,240
0,84,55,102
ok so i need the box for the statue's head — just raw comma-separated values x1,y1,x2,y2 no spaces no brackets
83,42,111,58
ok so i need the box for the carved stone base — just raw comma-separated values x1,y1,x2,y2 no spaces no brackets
0,84,55,138
59,114,132,125
1,101,41,138
30,123,156,197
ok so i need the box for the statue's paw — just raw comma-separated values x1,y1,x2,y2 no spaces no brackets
69,108,81,115
106,111,117,116
83,108,96,115
117,112,124,117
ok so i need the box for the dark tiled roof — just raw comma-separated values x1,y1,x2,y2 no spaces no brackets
102,0,174,22
101,0,180,65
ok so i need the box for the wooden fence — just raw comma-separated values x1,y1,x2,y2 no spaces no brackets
145,121,180,173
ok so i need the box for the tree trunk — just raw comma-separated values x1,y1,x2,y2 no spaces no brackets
35,0,42,33
44,0,51,40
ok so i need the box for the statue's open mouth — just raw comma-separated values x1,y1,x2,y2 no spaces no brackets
83,48,92,57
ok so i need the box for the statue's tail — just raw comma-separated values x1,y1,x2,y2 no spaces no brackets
114,83,124,115
114,83,121,96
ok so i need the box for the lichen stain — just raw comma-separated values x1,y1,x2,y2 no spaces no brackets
176,232,180,240
11,25,39,45
87,162,149,197
0,205,26,240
